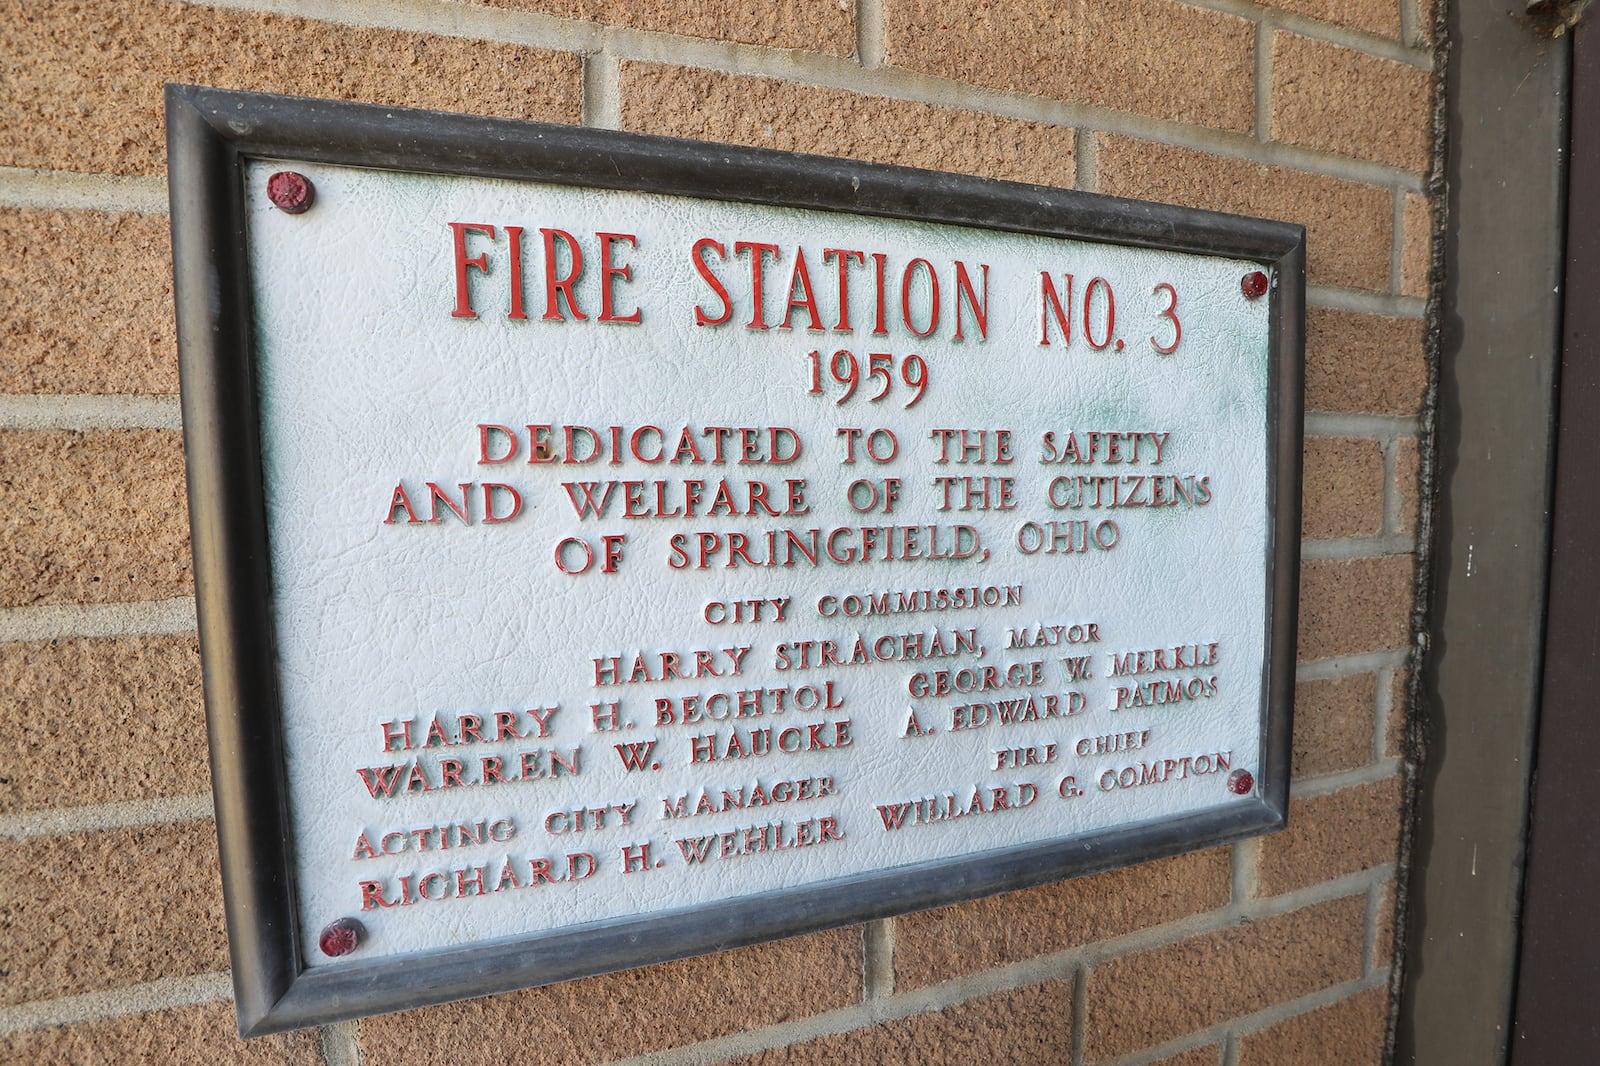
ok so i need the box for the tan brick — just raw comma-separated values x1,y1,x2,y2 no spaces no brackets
882,0,1254,133
0,821,226,1004
1305,307,1427,415
895,848,1231,991
0,1001,320,1065
1256,0,1401,37
1293,674,1378,779
0,635,207,815
1303,437,1386,540
1402,192,1433,298
727,980,1074,1066
1096,136,1392,291
1236,987,1388,1066
357,928,859,1064
1083,896,1366,1059
1297,555,1414,661
1392,435,1421,535
1257,778,1402,895
1272,32,1433,172
0,0,580,176
0,430,190,608
0,210,175,394
472,0,853,54
618,64,1076,187
1416,0,1439,45
1372,879,1398,969
1386,667,1409,758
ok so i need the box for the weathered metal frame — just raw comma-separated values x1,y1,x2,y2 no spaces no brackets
165,83,1305,1036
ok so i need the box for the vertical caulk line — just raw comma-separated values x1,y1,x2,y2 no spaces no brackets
1221,1030,1241,1066
1070,962,1089,1066
582,50,621,130
1381,434,1403,535
1390,188,1408,294
320,1019,361,1066
1364,879,1394,976
1255,20,1273,145
1399,0,1420,49
863,918,895,999
1232,837,1261,904
1375,664,1396,763
856,0,885,70
1074,128,1098,192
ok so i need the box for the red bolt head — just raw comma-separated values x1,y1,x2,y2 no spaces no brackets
318,917,364,958
1241,270,1270,299
1227,769,1255,795
267,171,315,214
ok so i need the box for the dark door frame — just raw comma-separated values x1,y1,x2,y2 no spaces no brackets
1506,20,1600,1063
1397,6,1571,1065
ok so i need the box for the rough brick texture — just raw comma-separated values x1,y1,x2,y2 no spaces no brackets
1257,778,1403,896
882,0,1255,132
620,63,1076,186
1387,668,1410,758
1372,880,1398,970
357,929,861,1065
726,980,1075,1065
1083,896,1367,1059
895,847,1232,990
0,821,227,1005
0,0,581,176
0,209,176,394
0,1002,322,1066
0,634,208,814
1272,33,1433,172
1303,436,1386,539
1293,674,1378,779
1097,136,1392,291
1256,0,1401,37
472,0,854,53
1393,435,1421,534
1298,555,1415,660
1236,987,1388,1065
1305,308,1427,414
1402,192,1433,298
0,430,191,608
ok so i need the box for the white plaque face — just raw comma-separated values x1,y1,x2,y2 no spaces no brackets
169,87,1300,1034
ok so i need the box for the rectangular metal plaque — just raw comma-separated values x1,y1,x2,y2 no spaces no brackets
166,85,1302,1035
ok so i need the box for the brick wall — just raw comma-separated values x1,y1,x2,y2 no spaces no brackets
0,1,1436,1062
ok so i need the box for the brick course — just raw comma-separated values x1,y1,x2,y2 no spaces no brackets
882,0,1255,132
1235,987,1388,1066
0,430,191,608
1257,778,1403,896
0,822,227,1005
356,929,862,1064
725,980,1076,1066
1293,674,1379,779
1082,896,1367,1060
619,63,1077,186
1303,437,1386,540
0,634,208,814
0,0,580,176
471,0,855,53
1096,137,1392,291
0,209,176,394
894,848,1232,991
1272,33,1433,172
1298,556,1415,660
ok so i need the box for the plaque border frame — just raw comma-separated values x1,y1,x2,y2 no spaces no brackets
164,83,1304,1036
